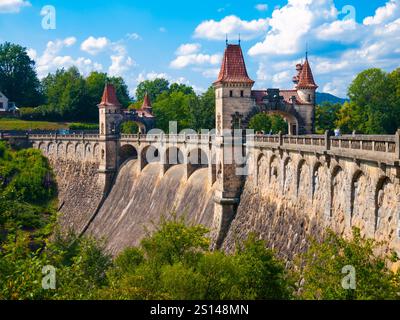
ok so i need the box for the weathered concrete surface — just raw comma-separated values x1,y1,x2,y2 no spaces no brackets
49,158,105,234
222,150,400,259
86,160,215,255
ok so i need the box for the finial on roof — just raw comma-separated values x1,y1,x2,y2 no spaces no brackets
238,34,241,45
305,42,309,60
226,34,228,46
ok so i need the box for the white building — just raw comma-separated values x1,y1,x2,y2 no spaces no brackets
0,92,9,111
0,92,17,113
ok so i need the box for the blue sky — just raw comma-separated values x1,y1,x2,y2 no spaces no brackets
1,0,399,98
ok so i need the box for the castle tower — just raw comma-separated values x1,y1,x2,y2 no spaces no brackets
296,54,318,104
295,54,318,133
98,83,123,191
212,43,254,248
214,44,255,133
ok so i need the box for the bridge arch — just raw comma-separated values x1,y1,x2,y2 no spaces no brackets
186,148,209,180
350,169,364,221
312,162,322,199
374,176,393,233
119,144,138,165
163,146,185,174
140,145,161,170
265,110,299,135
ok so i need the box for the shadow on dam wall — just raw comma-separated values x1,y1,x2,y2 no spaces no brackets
86,159,216,255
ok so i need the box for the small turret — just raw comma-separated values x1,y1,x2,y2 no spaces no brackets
296,55,318,104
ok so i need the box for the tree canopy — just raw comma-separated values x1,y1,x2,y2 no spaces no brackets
248,113,288,134
0,42,43,107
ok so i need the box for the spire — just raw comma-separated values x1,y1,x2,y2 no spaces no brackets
297,55,318,90
214,44,254,85
142,92,152,110
98,83,121,107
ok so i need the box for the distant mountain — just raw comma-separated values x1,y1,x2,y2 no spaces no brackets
316,92,349,105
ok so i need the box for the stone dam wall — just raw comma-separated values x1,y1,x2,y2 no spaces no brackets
86,160,215,255
6,132,399,259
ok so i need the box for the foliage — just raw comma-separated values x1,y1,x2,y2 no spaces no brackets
336,68,400,134
120,121,139,134
0,141,57,231
188,86,215,131
135,78,170,102
315,102,341,133
249,113,288,134
296,228,400,300
0,42,43,107
98,215,293,300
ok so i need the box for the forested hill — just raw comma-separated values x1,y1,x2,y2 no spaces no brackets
316,92,349,105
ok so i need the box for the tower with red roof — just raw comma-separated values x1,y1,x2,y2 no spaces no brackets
214,43,255,134
97,83,124,189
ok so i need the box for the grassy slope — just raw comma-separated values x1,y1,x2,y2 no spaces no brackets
0,118,98,130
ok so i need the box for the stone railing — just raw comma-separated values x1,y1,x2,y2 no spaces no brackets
121,133,213,144
252,131,400,164
28,133,100,141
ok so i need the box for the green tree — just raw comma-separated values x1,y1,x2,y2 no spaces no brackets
270,114,288,134
189,86,215,131
315,102,342,133
41,67,87,121
121,121,139,134
135,78,170,102
152,91,194,132
249,113,272,133
0,42,43,107
297,228,400,300
336,68,399,134
248,113,287,134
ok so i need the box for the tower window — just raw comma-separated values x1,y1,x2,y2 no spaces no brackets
307,94,311,102
230,90,233,97
240,90,244,97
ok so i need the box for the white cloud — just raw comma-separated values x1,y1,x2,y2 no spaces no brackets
194,15,269,40
255,4,268,12
108,44,136,77
176,43,201,55
363,0,398,25
249,0,337,56
201,68,220,78
170,53,222,69
32,37,103,78
316,19,360,42
126,33,142,40
80,36,110,55
0,0,30,13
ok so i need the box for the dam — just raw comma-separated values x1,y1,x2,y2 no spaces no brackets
3,42,399,259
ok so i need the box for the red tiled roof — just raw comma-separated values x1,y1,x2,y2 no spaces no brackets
142,92,152,109
214,44,254,85
98,83,121,107
297,58,318,89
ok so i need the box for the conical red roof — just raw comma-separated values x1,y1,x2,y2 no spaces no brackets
297,58,318,89
214,44,254,85
142,92,152,109
98,83,121,107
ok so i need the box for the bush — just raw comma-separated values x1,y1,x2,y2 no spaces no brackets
296,228,400,300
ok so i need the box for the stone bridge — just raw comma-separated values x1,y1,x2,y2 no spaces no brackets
11,131,399,255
